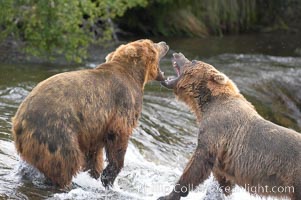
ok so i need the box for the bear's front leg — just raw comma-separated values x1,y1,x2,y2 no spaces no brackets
86,148,104,179
101,131,129,188
213,171,234,196
158,144,213,200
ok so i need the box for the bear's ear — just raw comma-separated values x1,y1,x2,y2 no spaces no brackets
212,73,228,85
105,51,114,62
124,46,138,58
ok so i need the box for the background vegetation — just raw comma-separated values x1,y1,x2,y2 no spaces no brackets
0,0,300,62
0,0,148,62
118,0,301,36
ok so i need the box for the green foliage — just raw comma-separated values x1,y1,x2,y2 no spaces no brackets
0,0,147,62
0,0,300,62
118,0,300,37
191,0,257,35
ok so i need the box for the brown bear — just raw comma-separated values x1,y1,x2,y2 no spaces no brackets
159,53,301,200
12,39,169,188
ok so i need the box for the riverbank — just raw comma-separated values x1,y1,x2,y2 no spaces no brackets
117,0,301,37
1,0,301,64
0,38,118,65
1,32,301,65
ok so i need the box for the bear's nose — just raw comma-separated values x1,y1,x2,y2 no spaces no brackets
158,41,168,49
158,41,166,45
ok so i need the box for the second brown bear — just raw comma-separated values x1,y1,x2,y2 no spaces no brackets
160,53,301,200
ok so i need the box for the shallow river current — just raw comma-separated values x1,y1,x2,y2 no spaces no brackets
1,34,301,199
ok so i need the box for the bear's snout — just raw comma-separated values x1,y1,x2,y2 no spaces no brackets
157,41,169,58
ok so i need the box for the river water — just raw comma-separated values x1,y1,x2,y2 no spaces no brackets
0,34,300,200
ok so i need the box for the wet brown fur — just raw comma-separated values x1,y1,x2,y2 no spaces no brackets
12,39,167,188
160,60,301,200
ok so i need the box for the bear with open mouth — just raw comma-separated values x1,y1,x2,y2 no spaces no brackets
159,53,301,200
12,39,169,188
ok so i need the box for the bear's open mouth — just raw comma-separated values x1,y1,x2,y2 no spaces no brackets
161,52,191,89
